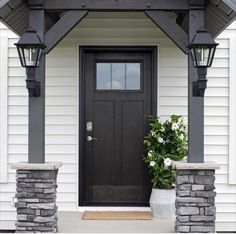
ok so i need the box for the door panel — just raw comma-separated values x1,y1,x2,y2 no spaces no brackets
80,47,156,206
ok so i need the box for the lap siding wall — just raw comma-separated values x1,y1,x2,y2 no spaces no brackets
0,13,235,231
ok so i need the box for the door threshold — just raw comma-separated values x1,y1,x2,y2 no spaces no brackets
78,206,151,212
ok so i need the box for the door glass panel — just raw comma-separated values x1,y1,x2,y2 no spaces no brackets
96,62,140,90
96,63,111,90
126,63,141,90
111,63,125,90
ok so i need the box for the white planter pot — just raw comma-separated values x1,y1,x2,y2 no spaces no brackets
149,188,176,219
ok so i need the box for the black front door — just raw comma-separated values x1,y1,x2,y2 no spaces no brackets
80,47,156,206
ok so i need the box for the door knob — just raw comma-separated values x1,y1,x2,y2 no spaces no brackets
87,136,98,142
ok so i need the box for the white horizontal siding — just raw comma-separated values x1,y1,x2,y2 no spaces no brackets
0,15,236,231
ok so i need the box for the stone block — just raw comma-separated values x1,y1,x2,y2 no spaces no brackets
35,182,55,189
44,188,55,194
205,206,216,215
197,170,206,175
177,190,190,197
177,216,189,222
16,221,40,227
194,175,215,185
17,215,27,221
196,203,212,207
17,208,35,215
41,209,55,217
176,175,189,185
190,215,215,222
178,226,190,233
176,197,205,203
204,185,215,191
34,216,54,223
200,207,204,215
206,170,215,175
32,226,54,231
27,202,55,210
36,210,41,216
32,171,56,179
190,191,196,196
33,188,44,193
15,202,27,208
195,191,216,198
178,184,191,190
191,225,215,233
16,227,27,231
18,198,39,203
192,185,204,191
178,207,199,215
17,174,27,179
27,215,36,222
189,175,194,183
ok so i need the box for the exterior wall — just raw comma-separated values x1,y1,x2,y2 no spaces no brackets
0,13,235,231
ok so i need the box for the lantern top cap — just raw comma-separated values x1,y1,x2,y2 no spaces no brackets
14,27,46,48
188,27,219,48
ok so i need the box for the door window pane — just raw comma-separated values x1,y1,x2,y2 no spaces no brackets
96,62,140,90
126,63,141,90
111,63,125,90
96,63,111,90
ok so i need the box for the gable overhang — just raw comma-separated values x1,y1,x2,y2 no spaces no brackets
0,0,235,37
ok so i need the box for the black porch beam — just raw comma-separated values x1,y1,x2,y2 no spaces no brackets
145,11,188,54
28,6,46,163
43,0,189,10
188,7,204,163
45,10,88,53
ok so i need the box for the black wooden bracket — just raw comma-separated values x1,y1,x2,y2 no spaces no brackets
44,10,88,54
145,10,188,54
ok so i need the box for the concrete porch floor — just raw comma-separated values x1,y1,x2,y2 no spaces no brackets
58,212,175,233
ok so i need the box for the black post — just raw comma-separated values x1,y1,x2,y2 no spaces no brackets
28,3,45,163
188,4,204,163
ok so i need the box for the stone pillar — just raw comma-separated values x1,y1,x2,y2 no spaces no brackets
173,162,220,233
11,162,62,233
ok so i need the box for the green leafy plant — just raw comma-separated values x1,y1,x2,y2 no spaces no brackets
143,115,188,189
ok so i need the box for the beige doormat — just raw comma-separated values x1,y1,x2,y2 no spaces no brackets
82,211,152,220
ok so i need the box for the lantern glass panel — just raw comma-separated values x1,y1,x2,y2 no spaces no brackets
17,47,26,67
194,46,210,67
24,46,41,67
208,47,215,67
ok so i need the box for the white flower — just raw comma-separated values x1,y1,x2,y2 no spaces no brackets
160,127,165,132
148,151,153,157
164,158,172,167
150,130,156,136
183,156,188,161
182,117,188,125
171,122,179,131
150,161,155,167
158,137,164,143
179,134,184,140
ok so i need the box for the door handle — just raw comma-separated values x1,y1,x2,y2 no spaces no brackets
87,136,98,142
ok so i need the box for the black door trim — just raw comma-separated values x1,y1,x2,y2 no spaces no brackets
79,46,158,206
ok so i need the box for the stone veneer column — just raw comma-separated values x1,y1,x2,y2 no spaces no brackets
11,162,62,233
173,162,220,233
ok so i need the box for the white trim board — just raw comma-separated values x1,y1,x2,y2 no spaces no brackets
0,35,8,183
229,36,236,184
78,207,151,212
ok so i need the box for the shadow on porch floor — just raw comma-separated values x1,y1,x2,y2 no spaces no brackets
58,212,175,233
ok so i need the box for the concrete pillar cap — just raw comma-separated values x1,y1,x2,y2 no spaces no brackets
172,161,220,170
11,161,63,170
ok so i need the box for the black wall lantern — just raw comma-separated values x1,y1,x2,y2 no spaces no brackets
188,27,218,97
15,27,45,97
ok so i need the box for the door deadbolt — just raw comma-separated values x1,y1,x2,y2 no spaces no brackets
86,121,93,132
